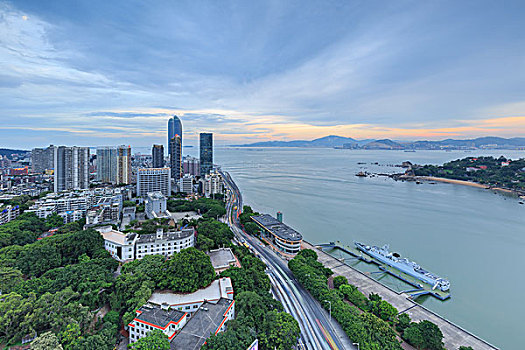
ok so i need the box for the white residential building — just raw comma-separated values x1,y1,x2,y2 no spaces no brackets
137,168,171,197
200,170,223,198
0,205,20,225
145,192,168,219
178,174,194,194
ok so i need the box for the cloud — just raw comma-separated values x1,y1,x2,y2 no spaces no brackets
1,1,525,149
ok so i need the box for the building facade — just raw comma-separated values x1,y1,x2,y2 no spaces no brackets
178,174,194,194
96,226,195,262
183,156,200,176
199,133,213,176
145,191,168,219
54,146,90,192
152,144,164,168
117,145,132,185
200,170,223,198
31,146,54,174
0,205,19,225
96,146,117,183
251,214,303,255
128,304,188,344
169,135,182,182
136,168,171,197
167,116,182,158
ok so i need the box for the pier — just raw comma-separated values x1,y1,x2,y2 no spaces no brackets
304,241,499,350
316,242,450,300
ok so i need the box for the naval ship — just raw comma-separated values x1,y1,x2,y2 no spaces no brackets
354,242,450,291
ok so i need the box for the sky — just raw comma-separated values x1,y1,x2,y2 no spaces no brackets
1,0,525,149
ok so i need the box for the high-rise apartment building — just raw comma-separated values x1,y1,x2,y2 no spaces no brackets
97,146,131,184
169,135,182,181
167,116,182,157
31,145,55,173
54,146,90,192
152,144,164,168
136,168,171,197
200,133,213,176
183,156,200,176
117,145,132,185
96,147,117,183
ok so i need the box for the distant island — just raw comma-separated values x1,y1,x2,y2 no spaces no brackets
233,135,525,150
409,156,525,196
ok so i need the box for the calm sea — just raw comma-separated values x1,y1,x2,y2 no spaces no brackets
212,147,524,350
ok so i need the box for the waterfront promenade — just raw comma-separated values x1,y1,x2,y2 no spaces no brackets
303,241,499,350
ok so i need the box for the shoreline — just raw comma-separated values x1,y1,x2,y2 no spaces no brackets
416,176,490,189
406,176,524,197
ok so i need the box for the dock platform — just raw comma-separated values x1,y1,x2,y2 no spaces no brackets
316,242,450,300
305,241,499,350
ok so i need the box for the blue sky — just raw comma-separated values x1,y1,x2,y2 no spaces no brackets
1,0,524,148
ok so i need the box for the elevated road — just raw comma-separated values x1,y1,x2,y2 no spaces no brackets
220,170,354,350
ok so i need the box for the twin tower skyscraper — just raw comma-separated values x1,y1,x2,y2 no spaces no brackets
164,115,213,179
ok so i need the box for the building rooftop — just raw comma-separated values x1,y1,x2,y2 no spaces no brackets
149,277,233,307
170,298,233,350
95,226,136,245
147,191,166,200
122,206,136,215
135,304,186,328
206,248,239,270
251,214,303,242
136,228,194,244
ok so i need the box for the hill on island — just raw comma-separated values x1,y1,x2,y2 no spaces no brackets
233,136,525,150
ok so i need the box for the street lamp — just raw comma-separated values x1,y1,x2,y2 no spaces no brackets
353,343,360,350
323,300,332,325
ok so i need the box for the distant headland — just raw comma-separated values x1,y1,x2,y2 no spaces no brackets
232,135,525,150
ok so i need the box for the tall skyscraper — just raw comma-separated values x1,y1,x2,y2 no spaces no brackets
96,146,117,183
152,144,164,168
137,168,171,197
31,145,54,173
167,116,182,157
54,146,90,192
169,135,182,181
117,145,132,184
200,133,213,176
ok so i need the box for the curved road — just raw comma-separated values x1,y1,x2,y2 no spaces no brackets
220,170,354,350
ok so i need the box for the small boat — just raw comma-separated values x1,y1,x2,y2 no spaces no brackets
355,171,367,177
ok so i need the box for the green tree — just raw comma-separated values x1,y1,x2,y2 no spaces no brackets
259,310,300,350
128,330,170,350
45,213,65,229
333,275,348,290
158,248,216,292
0,267,23,293
31,331,63,350
0,292,35,344
396,313,411,333
459,347,474,350
404,320,444,350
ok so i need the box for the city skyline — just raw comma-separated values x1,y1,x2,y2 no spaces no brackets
1,1,525,149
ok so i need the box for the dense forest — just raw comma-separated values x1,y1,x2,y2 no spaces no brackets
0,196,300,349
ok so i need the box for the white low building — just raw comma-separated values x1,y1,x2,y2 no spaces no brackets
128,304,188,344
96,226,137,261
95,226,195,262
149,277,234,313
135,228,194,259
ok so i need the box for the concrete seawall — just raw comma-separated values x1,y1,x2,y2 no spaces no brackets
302,241,499,350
